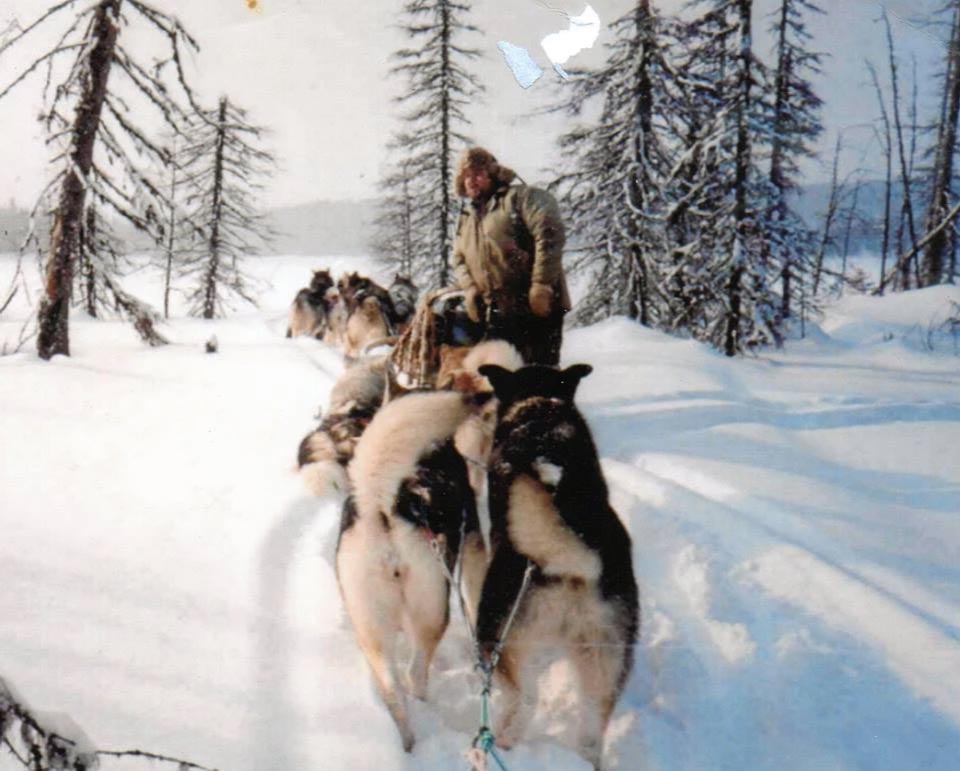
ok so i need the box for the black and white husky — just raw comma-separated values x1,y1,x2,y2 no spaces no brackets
335,388,487,752
474,363,639,771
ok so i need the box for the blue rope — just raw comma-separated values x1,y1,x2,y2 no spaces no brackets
471,683,512,771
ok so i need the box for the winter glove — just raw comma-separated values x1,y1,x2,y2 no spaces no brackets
528,282,554,318
464,286,482,323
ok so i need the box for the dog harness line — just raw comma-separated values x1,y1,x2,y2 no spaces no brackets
468,560,535,771
423,510,534,771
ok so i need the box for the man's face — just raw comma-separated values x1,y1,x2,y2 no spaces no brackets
463,165,493,201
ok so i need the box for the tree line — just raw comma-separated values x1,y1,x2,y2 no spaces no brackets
375,0,960,356
2,1,958,361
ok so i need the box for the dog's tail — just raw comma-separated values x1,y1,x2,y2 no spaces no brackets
360,335,398,356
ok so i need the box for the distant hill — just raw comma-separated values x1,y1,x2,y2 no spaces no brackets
266,198,381,256
791,179,914,257
0,198,385,256
0,183,931,258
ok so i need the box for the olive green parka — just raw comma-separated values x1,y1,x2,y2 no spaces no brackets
452,167,572,319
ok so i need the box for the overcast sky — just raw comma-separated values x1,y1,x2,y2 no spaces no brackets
0,0,948,210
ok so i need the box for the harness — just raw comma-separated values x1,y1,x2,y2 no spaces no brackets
422,504,535,771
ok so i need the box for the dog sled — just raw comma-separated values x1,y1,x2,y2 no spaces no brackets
387,287,486,392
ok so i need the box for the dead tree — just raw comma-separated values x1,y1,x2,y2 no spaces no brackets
766,0,824,323
867,61,895,294
178,96,275,319
882,10,921,289
921,0,960,286
2,674,217,771
0,0,206,358
812,134,844,294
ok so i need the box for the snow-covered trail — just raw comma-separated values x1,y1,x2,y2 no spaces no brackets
2,255,959,770
565,317,960,770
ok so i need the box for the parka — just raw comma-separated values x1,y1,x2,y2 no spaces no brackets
452,168,572,320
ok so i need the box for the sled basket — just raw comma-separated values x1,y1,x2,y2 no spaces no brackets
388,288,485,390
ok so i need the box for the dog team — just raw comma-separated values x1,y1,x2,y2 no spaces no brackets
286,268,417,358
287,280,638,771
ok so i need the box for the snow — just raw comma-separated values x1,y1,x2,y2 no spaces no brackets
1,253,960,770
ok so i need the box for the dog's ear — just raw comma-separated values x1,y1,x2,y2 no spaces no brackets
559,363,592,400
478,364,516,404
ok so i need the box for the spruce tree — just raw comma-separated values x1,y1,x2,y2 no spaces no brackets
178,97,275,319
375,0,484,289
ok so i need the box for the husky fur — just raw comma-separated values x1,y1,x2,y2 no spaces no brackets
286,287,328,339
287,269,336,339
444,340,524,496
340,272,398,326
322,293,348,348
388,274,419,334
344,295,391,359
297,355,387,496
336,389,487,751
474,363,639,771
435,341,525,617
309,268,335,296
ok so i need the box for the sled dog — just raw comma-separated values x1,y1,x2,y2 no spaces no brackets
335,388,488,751
474,363,639,771
388,274,419,334
322,292,348,348
286,287,328,339
286,269,336,339
344,295,392,359
297,355,387,496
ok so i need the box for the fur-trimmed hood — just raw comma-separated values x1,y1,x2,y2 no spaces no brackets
454,147,517,198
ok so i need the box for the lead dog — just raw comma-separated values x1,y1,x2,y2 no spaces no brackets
335,388,488,752
286,269,336,338
474,363,639,770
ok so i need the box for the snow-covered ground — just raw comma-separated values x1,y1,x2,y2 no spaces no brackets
1,253,959,771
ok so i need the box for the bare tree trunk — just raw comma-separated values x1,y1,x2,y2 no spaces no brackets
628,0,653,326
402,170,412,276
37,0,121,359
438,1,452,287
813,135,842,295
921,1,960,286
83,206,97,317
771,0,791,319
840,181,861,288
883,11,919,289
867,62,894,295
950,222,958,282
724,0,752,357
164,141,178,319
203,97,227,320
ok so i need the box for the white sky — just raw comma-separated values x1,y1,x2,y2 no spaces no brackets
0,0,947,209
